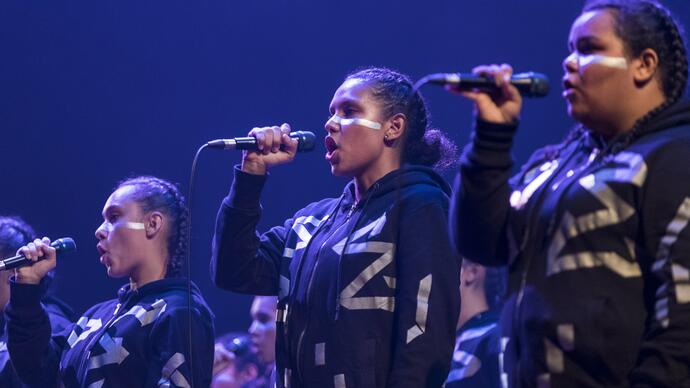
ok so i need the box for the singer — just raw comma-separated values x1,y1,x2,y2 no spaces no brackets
0,217,74,387
450,1,690,387
5,176,215,387
211,67,460,387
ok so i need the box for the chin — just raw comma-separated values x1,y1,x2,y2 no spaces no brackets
567,105,586,124
330,164,349,177
105,266,128,279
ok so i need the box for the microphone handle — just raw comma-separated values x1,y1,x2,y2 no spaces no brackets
207,131,315,152
0,237,76,271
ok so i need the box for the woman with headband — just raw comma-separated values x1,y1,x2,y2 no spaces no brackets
211,67,460,387
450,0,690,386
6,176,215,387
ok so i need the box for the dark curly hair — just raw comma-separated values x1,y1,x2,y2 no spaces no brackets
116,176,188,278
0,216,37,258
345,67,458,170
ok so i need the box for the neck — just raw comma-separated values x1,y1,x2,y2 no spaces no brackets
458,291,489,330
129,259,166,290
353,156,401,201
590,90,667,140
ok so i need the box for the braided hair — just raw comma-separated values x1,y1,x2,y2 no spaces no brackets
116,176,188,278
588,0,687,154
345,67,458,170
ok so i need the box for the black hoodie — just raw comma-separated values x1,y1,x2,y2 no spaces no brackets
0,290,74,387
212,165,460,387
451,100,690,387
5,277,215,387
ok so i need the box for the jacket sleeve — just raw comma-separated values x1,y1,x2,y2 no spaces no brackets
211,166,292,295
629,140,690,387
146,306,216,388
386,197,461,388
450,119,519,266
5,280,65,388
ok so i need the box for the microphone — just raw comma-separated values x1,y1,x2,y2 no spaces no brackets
0,237,77,271
206,131,316,152
416,72,550,97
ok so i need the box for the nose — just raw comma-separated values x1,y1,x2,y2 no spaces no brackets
563,52,578,73
249,320,259,335
324,115,339,134
95,221,108,240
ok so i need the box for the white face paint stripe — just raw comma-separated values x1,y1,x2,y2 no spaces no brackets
125,222,145,230
566,52,628,69
328,115,382,130
579,54,628,69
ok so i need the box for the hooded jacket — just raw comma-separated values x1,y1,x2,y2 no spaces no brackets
451,100,690,387
5,277,215,388
444,309,501,388
212,165,460,388
0,290,74,387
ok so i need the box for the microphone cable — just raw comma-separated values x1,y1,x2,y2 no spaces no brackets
184,142,210,387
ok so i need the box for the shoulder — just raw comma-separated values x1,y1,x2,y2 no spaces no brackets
294,196,340,217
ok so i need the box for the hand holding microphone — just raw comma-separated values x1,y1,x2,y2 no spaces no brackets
448,64,524,125
240,123,301,175
11,237,76,284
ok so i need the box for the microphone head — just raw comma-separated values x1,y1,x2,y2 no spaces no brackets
50,237,77,254
514,72,550,98
292,131,316,152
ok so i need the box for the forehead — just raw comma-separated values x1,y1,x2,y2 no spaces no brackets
569,9,617,41
329,78,377,108
251,296,276,314
102,185,140,214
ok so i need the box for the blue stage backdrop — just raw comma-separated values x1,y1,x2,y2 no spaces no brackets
1,0,688,335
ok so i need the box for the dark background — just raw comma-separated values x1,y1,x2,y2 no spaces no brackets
1,0,688,335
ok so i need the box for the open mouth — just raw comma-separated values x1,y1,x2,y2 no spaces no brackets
562,79,577,99
562,78,577,91
325,137,338,155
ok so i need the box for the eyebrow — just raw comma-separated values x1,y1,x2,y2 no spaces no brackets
102,204,122,218
329,98,360,114
569,35,600,48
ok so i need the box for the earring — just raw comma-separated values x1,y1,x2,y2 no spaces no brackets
384,134,389,140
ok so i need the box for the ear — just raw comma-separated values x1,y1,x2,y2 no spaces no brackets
632,48,659,85
461,261,481,287
384,113,406,142
144,211,165,239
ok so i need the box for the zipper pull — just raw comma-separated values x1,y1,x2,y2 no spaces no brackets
346,202,357,219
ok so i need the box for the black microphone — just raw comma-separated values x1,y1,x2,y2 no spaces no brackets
0,237,77,271
206,131,316,152
417,72,550,97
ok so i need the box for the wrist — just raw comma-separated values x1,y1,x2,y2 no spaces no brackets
241,160,267,175
14,271,42,285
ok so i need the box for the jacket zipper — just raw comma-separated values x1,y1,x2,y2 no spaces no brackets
77,299,132,384
512,139,600,383
294,207,355,381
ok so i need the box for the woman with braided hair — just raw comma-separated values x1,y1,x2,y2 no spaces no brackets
5,176,215,387
450,0,690,386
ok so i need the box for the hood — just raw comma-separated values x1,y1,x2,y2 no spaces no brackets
117,278,201,304
339,165,452,209
633,98,690,139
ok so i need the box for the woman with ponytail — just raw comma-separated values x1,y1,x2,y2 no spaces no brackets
212,67,460,387
6,176,215,387
450,1,690,386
